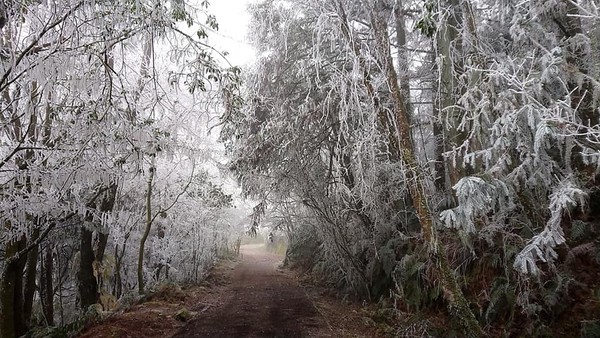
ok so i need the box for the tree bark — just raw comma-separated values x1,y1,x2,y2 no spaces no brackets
138,154,156,294
23,228,40,328
40,243,54,326
94,232,109,290
78,225,99,310
367,1,483,335
436,0,466,187
77,181,117,310
0,237,28,338
431,39,447,192
113,239,127,299
93,182,116,290
394,0,411,114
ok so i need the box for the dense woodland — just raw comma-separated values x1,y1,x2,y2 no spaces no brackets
222,0,600,336
0,1,243,337
0,0,600,337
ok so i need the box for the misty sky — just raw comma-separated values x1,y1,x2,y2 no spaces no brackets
210,0,255,67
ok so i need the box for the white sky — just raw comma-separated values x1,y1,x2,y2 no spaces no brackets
209,0,256,67
194,1,258,213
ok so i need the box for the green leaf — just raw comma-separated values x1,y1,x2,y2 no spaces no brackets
414,0,437,38
571,220,588,241
206,14,218,31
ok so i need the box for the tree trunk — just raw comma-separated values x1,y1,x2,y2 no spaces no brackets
78,226,99,311
40,243,54,326
77,181,117,310
368,1,484,335
1,264,20,338
0,238,28,338
94,232,109,289
436,0,466,187
155,216,166,282
23,228,40,328
95,182,117,292
394,0,411,114
94,233,109,264
113,240,127,299
138,154,156,294
431,39,447,193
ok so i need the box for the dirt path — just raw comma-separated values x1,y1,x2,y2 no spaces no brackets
174,244,330,337
79,244,379,338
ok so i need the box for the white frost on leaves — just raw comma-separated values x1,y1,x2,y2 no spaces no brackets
513,178,587,275
440,176,510,233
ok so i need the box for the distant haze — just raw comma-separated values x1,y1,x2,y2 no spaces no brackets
210,0,256,67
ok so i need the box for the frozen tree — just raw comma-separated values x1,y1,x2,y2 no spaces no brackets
0,1,241,336
225,0,600,335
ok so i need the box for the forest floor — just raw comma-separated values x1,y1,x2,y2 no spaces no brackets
79,244,382,338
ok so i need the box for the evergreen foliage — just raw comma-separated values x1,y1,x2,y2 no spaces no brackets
221,0,600,335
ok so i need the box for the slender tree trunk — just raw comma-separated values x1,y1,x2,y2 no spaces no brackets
23,228,40,328
13,241,26,335
113,244,121,298
126,42,154,304
113,237,128,299
394,0,410,114
431,40,447,192
40,243,54,326
155,218,166,282
138,154,156,294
